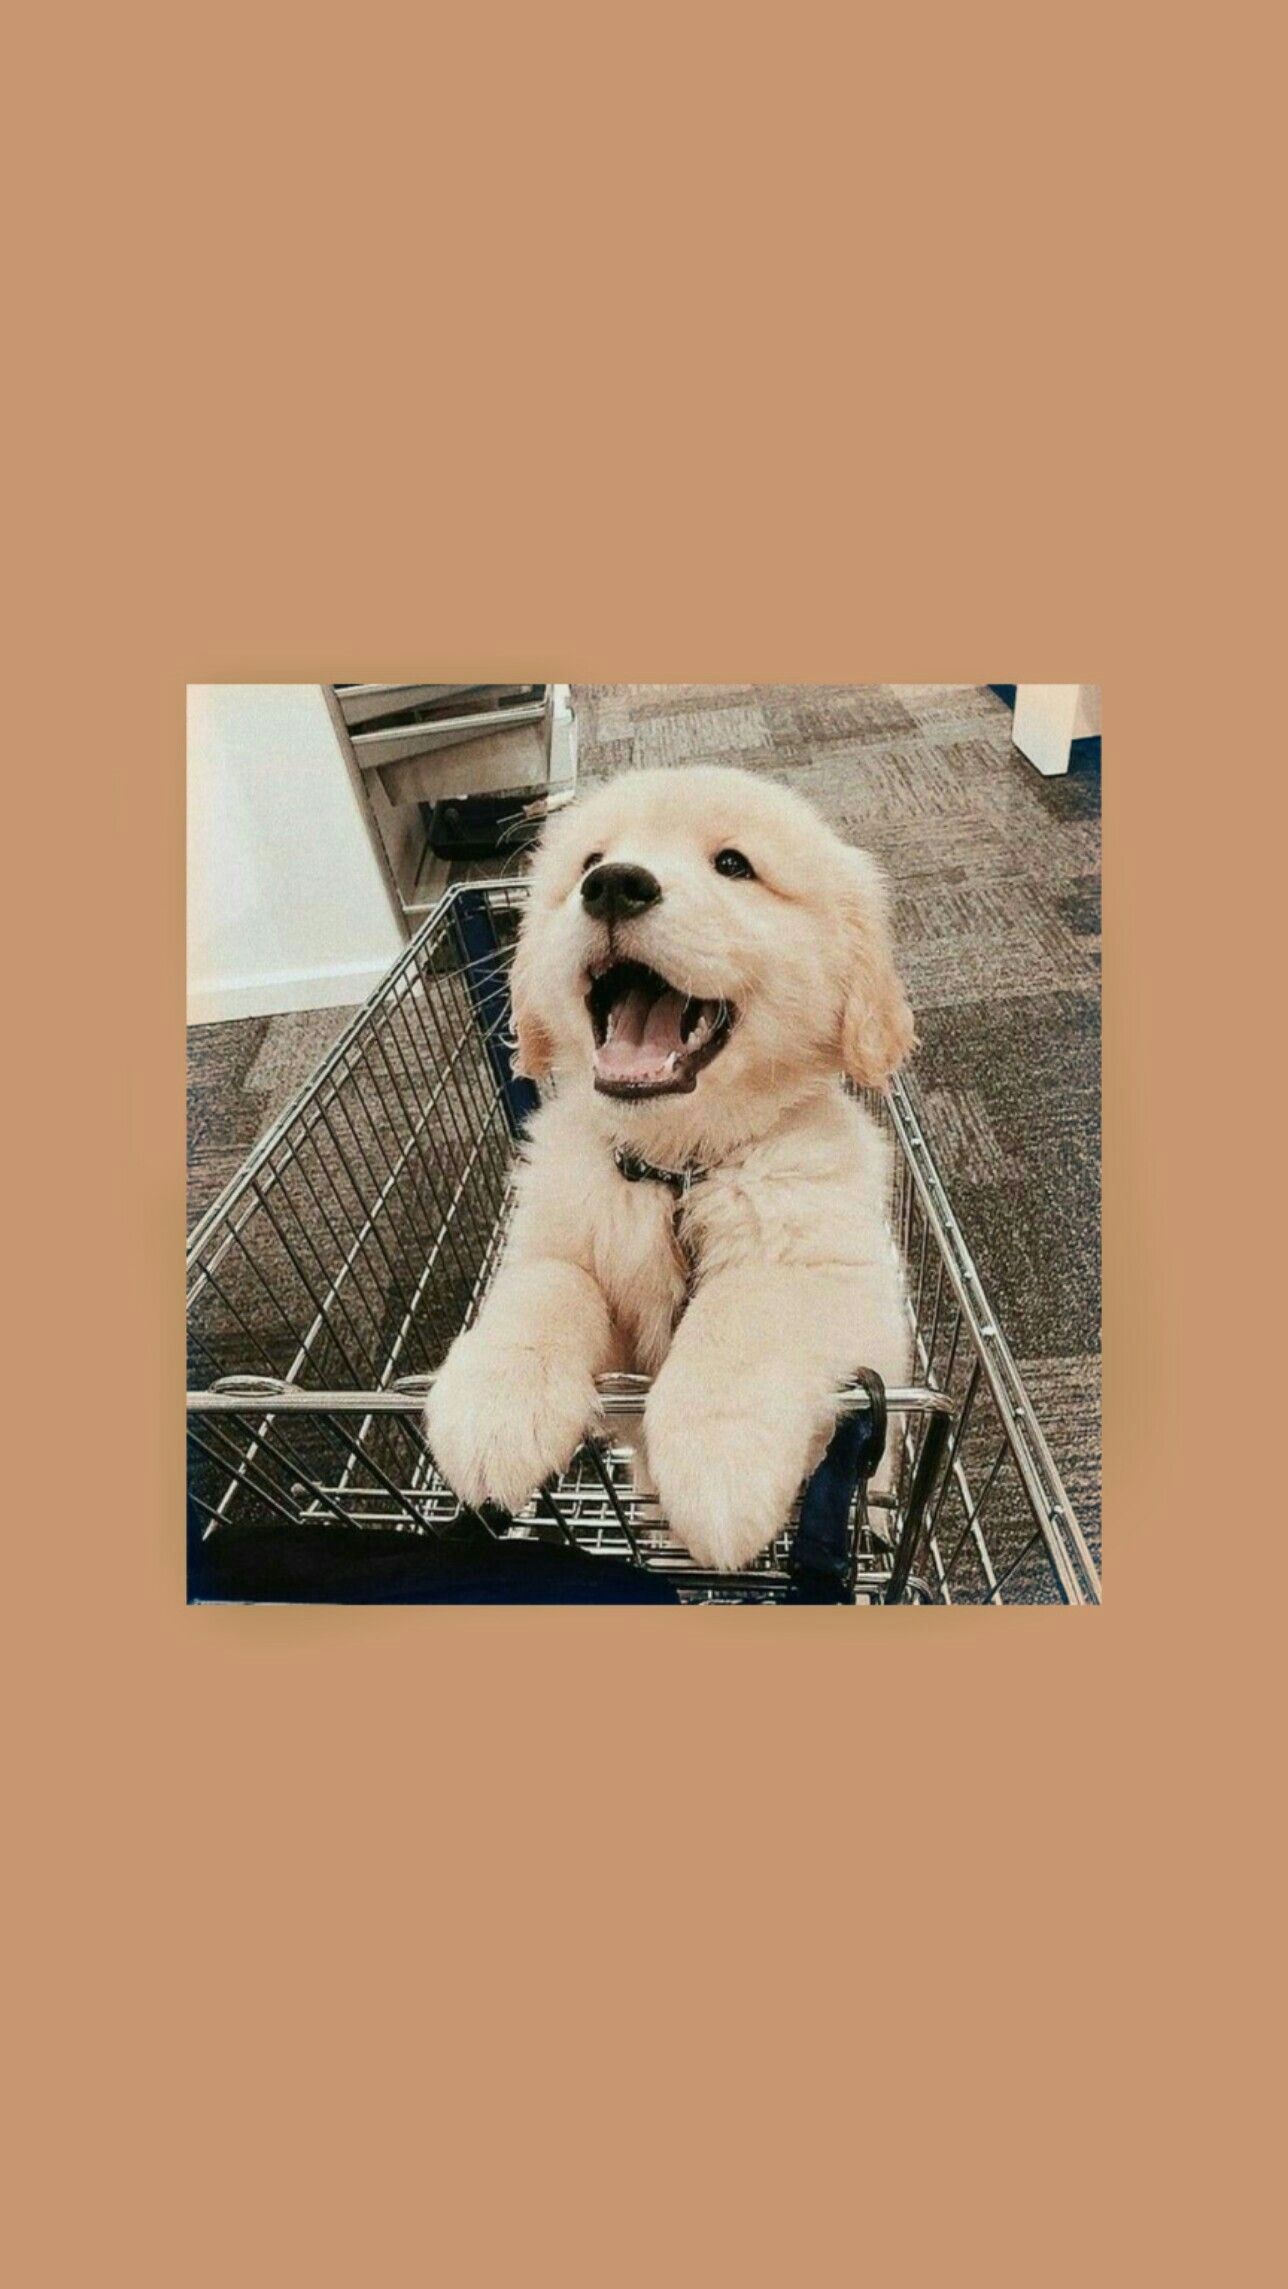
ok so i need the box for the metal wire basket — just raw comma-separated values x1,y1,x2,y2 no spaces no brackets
187,883,1100,1605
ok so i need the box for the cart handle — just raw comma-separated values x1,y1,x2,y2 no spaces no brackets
191,1375,954,1421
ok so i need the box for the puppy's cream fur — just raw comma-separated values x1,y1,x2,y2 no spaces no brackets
426,765,915,1572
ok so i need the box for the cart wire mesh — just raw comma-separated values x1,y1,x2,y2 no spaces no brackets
187,883,1100,1605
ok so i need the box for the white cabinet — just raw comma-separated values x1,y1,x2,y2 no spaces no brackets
1012,685,1101,777
187,684,578,1024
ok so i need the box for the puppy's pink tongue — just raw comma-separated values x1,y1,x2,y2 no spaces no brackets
643,990,685,1048
598,987,685,1076
608,987,653,1045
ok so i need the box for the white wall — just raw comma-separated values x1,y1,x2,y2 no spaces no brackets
187,685,405,1023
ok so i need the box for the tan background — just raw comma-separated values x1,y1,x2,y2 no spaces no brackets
10,6,1280,2284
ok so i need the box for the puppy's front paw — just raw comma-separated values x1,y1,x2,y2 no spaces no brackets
426,1329,599,1515
644,1390,810,1573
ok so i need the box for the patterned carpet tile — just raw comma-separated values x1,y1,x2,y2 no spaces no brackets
585,683,758,716
1017,1354,1102,1565
831,809,1098,891
186,1015,267,1154
762,690,919,747
629,704,773,769
900,920,1097,1010
1026,759,1102,822
1056,873,1102,941
886,684,1014,728
939,1159,1100,1361
912,988,1100,1360
917,1086,1025,1186
187,1141,260,1231
187,1006,357,1231
243,1004,356,1115
897,876,1078,944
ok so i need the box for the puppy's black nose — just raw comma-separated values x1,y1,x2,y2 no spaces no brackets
581,862,662,921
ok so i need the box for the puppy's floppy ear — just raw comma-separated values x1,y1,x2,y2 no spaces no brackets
508,912,555,1082
505,798,586,1082
838,847,916,1088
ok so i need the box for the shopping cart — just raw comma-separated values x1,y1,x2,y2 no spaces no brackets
187,883,1101,1605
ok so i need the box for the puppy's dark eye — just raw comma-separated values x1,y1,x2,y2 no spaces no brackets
713,848,755,880
581,851,604,874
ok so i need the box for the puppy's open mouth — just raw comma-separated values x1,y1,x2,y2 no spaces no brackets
586,961,736,1098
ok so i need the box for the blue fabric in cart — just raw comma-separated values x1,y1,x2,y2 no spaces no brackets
189,1509,680,1605
450,889,540,1138
787,1375,888,1602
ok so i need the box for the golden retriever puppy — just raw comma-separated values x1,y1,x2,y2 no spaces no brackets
426,764,915,1572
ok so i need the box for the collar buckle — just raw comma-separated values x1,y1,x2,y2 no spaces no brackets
613,1146,707,1195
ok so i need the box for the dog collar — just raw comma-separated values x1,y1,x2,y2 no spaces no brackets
613,1146,709,1196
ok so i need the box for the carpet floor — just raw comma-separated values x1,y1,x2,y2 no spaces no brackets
187,684,1101,1563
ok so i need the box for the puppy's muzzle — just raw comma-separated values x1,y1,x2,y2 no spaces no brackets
581,862,661,922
